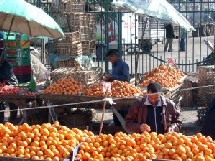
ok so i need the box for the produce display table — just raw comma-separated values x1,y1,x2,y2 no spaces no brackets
39,94,139,108
0,94,41,125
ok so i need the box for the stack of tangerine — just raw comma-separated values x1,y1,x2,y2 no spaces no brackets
84,81,145,98
76,132,215,161
44,76,84,95
0,122,94,161
140,64,185,88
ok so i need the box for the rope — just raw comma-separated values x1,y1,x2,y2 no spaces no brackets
0,84,215,114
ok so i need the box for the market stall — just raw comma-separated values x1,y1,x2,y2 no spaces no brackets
0,122,213,161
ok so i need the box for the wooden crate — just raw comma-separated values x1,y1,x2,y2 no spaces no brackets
198,65,215,85
50,67,103,85
62,32,81,44
68,13,96,31
56,43,82,56
197,65,215,106
57,59,77,68
66,0,85,13
180,73,199,107
81,40,90,53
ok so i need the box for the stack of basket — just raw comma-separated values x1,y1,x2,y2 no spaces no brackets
197,65,215,106
55,31,82,68
53,0,96,68
66,0,96,55
180,73,199,107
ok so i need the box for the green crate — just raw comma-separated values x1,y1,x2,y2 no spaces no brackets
16,58,31,66
6,48,30,58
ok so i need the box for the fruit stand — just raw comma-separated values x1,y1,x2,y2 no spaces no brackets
35,64,186,133
0,121,214,161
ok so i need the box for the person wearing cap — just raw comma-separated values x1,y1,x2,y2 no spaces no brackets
0,52,18,123
125,82,182,134
104,49,130,126
103,49,130,82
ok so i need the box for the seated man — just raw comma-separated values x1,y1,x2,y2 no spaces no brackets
125,82,182,134
103,49,130,82
0,52,18,123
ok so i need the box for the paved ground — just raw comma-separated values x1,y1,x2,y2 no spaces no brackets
94,35,214,73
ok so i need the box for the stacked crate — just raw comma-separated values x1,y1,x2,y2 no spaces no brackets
3,33,31,83
53,0,96,69
66,0,96,55
197,65,215,106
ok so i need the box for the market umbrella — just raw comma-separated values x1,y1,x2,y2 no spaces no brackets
112,0,195,31
0,0,64,39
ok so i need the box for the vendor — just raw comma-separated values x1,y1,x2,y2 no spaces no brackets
125,82,182,134
103,49,130,82
0,52,19,123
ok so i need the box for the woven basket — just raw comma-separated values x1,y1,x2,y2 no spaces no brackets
62,32,81,43
56,43,82,56
57,59,77,68
66,0,85,13
81,41,90,53
197,66,215,106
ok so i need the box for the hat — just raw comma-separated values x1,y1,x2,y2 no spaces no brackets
106,49,118,57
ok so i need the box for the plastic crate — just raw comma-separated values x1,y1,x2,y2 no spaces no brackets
6,48,30,58
13,65,31,75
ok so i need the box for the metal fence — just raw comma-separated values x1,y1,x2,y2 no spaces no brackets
85,0,215,76
27,0,215,76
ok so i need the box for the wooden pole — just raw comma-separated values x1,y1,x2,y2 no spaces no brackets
99,91,108,135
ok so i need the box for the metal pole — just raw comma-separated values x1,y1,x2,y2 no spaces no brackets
104,1,109,73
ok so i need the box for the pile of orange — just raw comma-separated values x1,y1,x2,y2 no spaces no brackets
84,80,145,98
84,83,111,97
111,81,144,98
76,132,215,161
140,64,185,88
0,122,94,161
44,76,84,95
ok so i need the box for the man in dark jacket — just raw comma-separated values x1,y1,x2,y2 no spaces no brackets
125,82,182,134
164,23,175,52
0,52,18,123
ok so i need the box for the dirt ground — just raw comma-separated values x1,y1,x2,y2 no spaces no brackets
93,106,202,136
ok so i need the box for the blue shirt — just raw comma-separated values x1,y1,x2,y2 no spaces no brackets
112,59,130,82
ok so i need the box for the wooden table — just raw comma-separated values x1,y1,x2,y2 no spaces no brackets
39,94,141,133
0,95,39,125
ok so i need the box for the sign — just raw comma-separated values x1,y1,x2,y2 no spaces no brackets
167,58,176,66
103,82,112,93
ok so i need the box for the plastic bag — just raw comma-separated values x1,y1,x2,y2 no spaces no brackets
31,54,48,81
75,55,95,70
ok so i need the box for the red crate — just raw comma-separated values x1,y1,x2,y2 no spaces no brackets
13,65,31,75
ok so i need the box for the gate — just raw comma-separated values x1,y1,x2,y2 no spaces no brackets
27,0,215,76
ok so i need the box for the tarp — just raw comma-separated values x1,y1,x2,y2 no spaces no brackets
112,0,195,31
